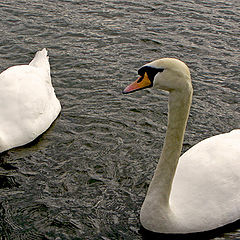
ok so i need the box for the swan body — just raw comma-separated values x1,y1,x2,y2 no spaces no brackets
123,58,240,234
0,48,61,153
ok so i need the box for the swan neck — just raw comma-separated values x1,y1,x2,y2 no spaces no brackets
147,88,192,206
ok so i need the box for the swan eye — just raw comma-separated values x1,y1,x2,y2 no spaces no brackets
137,76,144,83
138,66,164,83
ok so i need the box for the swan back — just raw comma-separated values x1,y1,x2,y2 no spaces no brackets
170,129,240,232
0,49,61,152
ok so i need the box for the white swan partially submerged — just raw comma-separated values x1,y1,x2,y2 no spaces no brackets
123,58,240,234
0,48,61,153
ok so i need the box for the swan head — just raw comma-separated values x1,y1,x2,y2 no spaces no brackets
123,58,192,94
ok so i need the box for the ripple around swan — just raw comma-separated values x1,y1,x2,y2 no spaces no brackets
0,0,239,239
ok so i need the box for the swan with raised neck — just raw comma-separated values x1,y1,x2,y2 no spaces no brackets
123,58,240,234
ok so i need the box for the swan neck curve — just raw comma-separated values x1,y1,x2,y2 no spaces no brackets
146,88,192,206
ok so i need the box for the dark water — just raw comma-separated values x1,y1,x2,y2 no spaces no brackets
0,0,239,239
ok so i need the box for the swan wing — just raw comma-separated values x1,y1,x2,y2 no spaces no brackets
170,130,240,232
0,49,61,152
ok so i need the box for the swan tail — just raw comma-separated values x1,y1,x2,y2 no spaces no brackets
29,48,50,71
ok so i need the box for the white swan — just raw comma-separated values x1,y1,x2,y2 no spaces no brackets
0,48,61,153
123,58,240,234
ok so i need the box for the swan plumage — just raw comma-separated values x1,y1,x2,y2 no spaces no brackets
123,58,240,234
0,48,61,153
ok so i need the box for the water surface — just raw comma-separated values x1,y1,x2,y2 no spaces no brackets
0,0,239,239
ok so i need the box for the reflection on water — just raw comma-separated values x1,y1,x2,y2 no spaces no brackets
0,0,239,239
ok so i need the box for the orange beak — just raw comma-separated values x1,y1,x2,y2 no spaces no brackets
123,72,152,94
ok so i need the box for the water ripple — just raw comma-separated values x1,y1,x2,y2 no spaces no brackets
0,0,239,239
